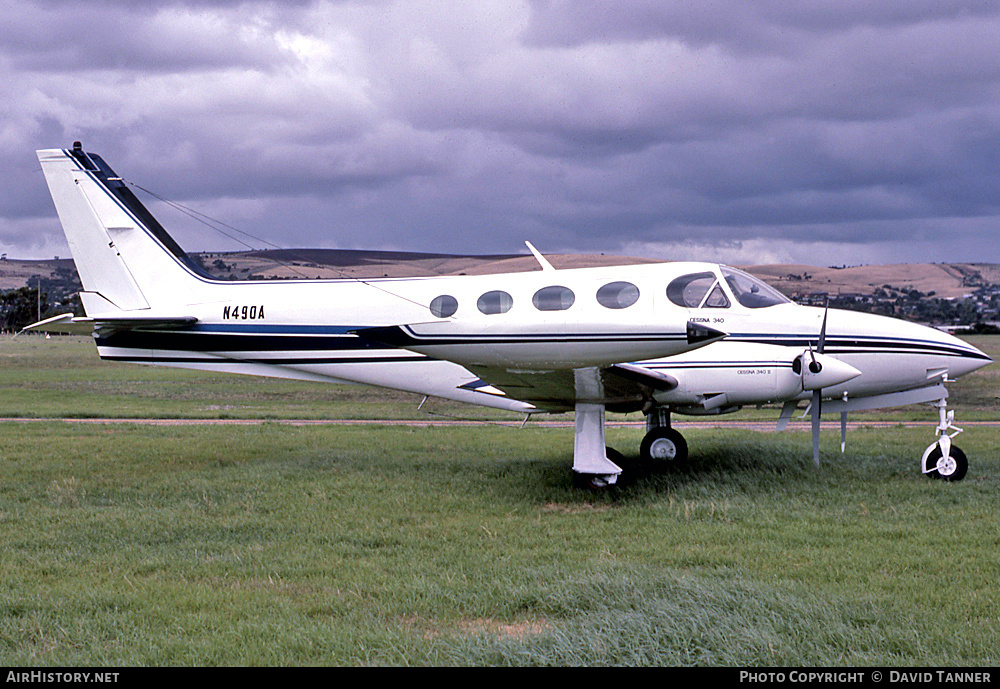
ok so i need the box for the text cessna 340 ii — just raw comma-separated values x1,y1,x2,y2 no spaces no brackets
27,144,992,489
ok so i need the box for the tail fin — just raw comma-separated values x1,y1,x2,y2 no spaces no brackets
36,143,210,315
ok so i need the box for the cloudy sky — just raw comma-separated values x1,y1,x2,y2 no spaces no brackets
3,1,999,266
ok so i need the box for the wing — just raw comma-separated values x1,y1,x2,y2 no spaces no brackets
466,362,678,412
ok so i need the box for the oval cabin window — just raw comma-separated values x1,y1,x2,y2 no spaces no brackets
596,281,640,309
477,290,513,315
429,295,458,318
532,285,575,311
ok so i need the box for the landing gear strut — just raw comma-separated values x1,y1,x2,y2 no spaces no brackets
571,369,623,490
922,397,968,481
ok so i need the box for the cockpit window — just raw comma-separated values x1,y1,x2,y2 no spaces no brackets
666,272,729,309
722,267,790,308
703,282,731,308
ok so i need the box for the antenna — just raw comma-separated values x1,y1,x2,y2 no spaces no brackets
525,241,555,271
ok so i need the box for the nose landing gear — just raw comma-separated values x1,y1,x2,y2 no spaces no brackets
921,397,968,481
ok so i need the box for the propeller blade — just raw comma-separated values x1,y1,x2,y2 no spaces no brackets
817,297,829,353
811,389,822,467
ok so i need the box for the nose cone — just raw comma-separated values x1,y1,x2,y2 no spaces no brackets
826,308,993,381
897,317,993,379
939,331,993,379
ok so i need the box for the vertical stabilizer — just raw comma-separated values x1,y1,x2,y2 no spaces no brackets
36,144,207,314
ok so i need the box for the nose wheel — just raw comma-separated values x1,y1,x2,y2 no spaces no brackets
923,444,968,481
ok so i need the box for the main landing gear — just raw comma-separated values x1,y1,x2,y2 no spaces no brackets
572,402,689,491
640,407,688,468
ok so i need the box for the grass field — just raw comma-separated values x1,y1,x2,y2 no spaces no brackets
1,335,999,666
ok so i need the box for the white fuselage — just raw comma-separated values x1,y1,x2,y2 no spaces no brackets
95,260,990,416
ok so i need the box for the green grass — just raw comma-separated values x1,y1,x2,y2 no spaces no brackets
1,334,999,665
0,335,494,420
4,334,998,421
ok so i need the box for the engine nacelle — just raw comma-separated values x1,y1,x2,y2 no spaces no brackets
648,342,861,410
795,350,863,391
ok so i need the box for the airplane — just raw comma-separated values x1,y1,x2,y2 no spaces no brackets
25,143,992,489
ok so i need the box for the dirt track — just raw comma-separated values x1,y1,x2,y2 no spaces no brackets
6,416,998,430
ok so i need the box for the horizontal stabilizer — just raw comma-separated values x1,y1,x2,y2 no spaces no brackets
20,313,96,336
20,312,198,336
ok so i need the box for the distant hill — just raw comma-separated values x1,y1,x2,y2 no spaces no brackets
3,249,998,302
192,248,661,281
0,257,80,291
746,262,1000,301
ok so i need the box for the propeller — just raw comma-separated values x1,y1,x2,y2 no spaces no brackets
810,300,829,466
781,305,859,464
788,302,859,466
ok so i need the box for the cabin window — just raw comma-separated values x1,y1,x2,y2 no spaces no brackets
532,285,575,311
596,281,640,309
429,295,458,318
722,267,790,308
477,290,513,315
667,272,730,308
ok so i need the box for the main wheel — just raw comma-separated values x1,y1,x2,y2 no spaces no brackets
573,447,629,490
607,446,641,486
573,472,616,491
924,445,968,482
639,427,688,469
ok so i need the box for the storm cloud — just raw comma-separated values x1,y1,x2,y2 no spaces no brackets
2,0,998,265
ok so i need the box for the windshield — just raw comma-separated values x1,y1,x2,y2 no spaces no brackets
721,267,790,308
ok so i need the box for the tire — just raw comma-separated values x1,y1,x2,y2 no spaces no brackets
573,472,616,491
639,427,688,469
924,445,968,482
573,447,630,490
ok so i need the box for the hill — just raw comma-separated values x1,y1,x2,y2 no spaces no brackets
193,248,659,280
0,257,79,291
190,250,999,300
3,251,998,329
748,263,997,301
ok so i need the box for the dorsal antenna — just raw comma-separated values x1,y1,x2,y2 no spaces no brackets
525,241,555,271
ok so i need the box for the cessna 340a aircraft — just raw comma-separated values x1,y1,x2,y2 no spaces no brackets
26,144,992,488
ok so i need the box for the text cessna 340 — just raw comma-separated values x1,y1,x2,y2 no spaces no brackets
26,144,992,489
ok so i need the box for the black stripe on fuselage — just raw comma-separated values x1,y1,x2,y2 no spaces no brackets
98,354,425,365
95,327,691,352
360,324,689,347
730,334,990,361
95,329,392,352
